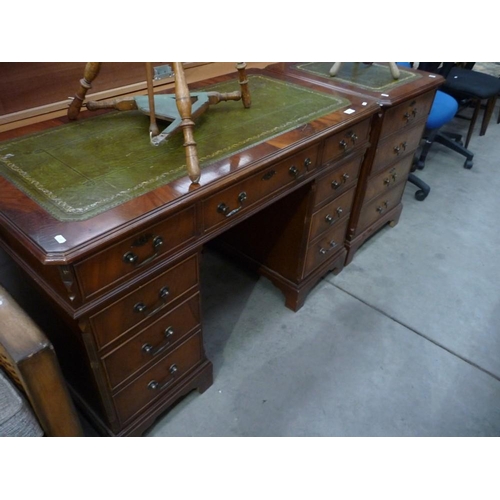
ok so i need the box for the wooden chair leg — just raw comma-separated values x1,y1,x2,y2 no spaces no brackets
68,63,101,120
172,62,201,184
465,98,481,148
480,95,497,136
236,63,251,108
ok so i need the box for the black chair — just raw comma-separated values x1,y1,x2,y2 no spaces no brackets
420,62,500,148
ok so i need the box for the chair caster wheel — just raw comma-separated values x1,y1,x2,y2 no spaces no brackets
415,190,428,201
464,159,473,169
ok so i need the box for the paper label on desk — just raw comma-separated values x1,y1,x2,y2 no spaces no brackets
344,108,356,114
54,235,67,244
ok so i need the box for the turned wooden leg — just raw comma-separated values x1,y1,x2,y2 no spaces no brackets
329,62,342,76
236,62,251,108
68,62,101,120
388,62,400,79
172,62,201,184
145,62,160,137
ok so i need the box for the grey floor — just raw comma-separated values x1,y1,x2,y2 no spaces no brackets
146,103,500,437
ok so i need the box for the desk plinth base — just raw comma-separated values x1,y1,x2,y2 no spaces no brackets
345,202,403,265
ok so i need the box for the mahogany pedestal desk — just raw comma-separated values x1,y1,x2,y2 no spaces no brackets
0,68,380,436
267,63,444,263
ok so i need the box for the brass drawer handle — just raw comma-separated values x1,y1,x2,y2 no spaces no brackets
217,192,247,218
319,240,337,255
404,107,418,122
123,235,164,268
393,142,407,156
325,207,343,225
142,326,175,356
331,172,350,190
134,286,170,318
147,364,178,391
304,157,312,168
376,201,389,214
339,139,348,151
347,131,358,144
289,165,300,178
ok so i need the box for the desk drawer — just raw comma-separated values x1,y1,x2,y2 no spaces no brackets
371,123,424,174
379,90,435,139
314,155,362,207
322,118,371,164
364,155,413,204
90,254,198,350
202,145,319,232
304,220,348,275
75,206,197,300
355,181,406,236
101,293,201,390
309,187,355,242
113,331,203,424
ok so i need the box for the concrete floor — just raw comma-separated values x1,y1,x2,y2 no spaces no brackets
146,103,500,437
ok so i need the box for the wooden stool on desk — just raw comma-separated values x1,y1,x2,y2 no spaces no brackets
67,62,252,184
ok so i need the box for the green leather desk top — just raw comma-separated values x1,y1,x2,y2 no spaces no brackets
294,62,421,92
0,75,349,222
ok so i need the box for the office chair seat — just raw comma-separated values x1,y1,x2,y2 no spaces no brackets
445,67,500,99
426,90,458,129
442,66,500,147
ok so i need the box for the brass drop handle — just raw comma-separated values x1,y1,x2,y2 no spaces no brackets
147,364,178,391
339,139,348,150
319,240,337,255
289,165,300,178
376,201,389,213
331,172,350,190
142,326,175,356
304,157,312,168
393,142,407,156
404,107,418,122
217,192,247,218
133,286,170,318
325,207,343,225
123,235,164,268
347,131,358,144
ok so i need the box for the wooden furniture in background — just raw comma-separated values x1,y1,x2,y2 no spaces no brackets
266,63,443,264
0,284,83,437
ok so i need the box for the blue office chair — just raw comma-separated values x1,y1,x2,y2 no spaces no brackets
397,63,474,201
415,89,474,171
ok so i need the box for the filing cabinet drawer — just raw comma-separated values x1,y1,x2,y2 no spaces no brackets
322,118,371,163
314,155,363,207
113,331,203,423
75,206,197,300
371,123,425,174
101,293,201,390
309,187,355,241
304,220,348,275
203,145,319,232
355,181,406,236
379,90,435,139
364,155,413,204
90,254,198,350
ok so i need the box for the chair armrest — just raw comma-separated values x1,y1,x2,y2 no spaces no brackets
0,285,83,436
